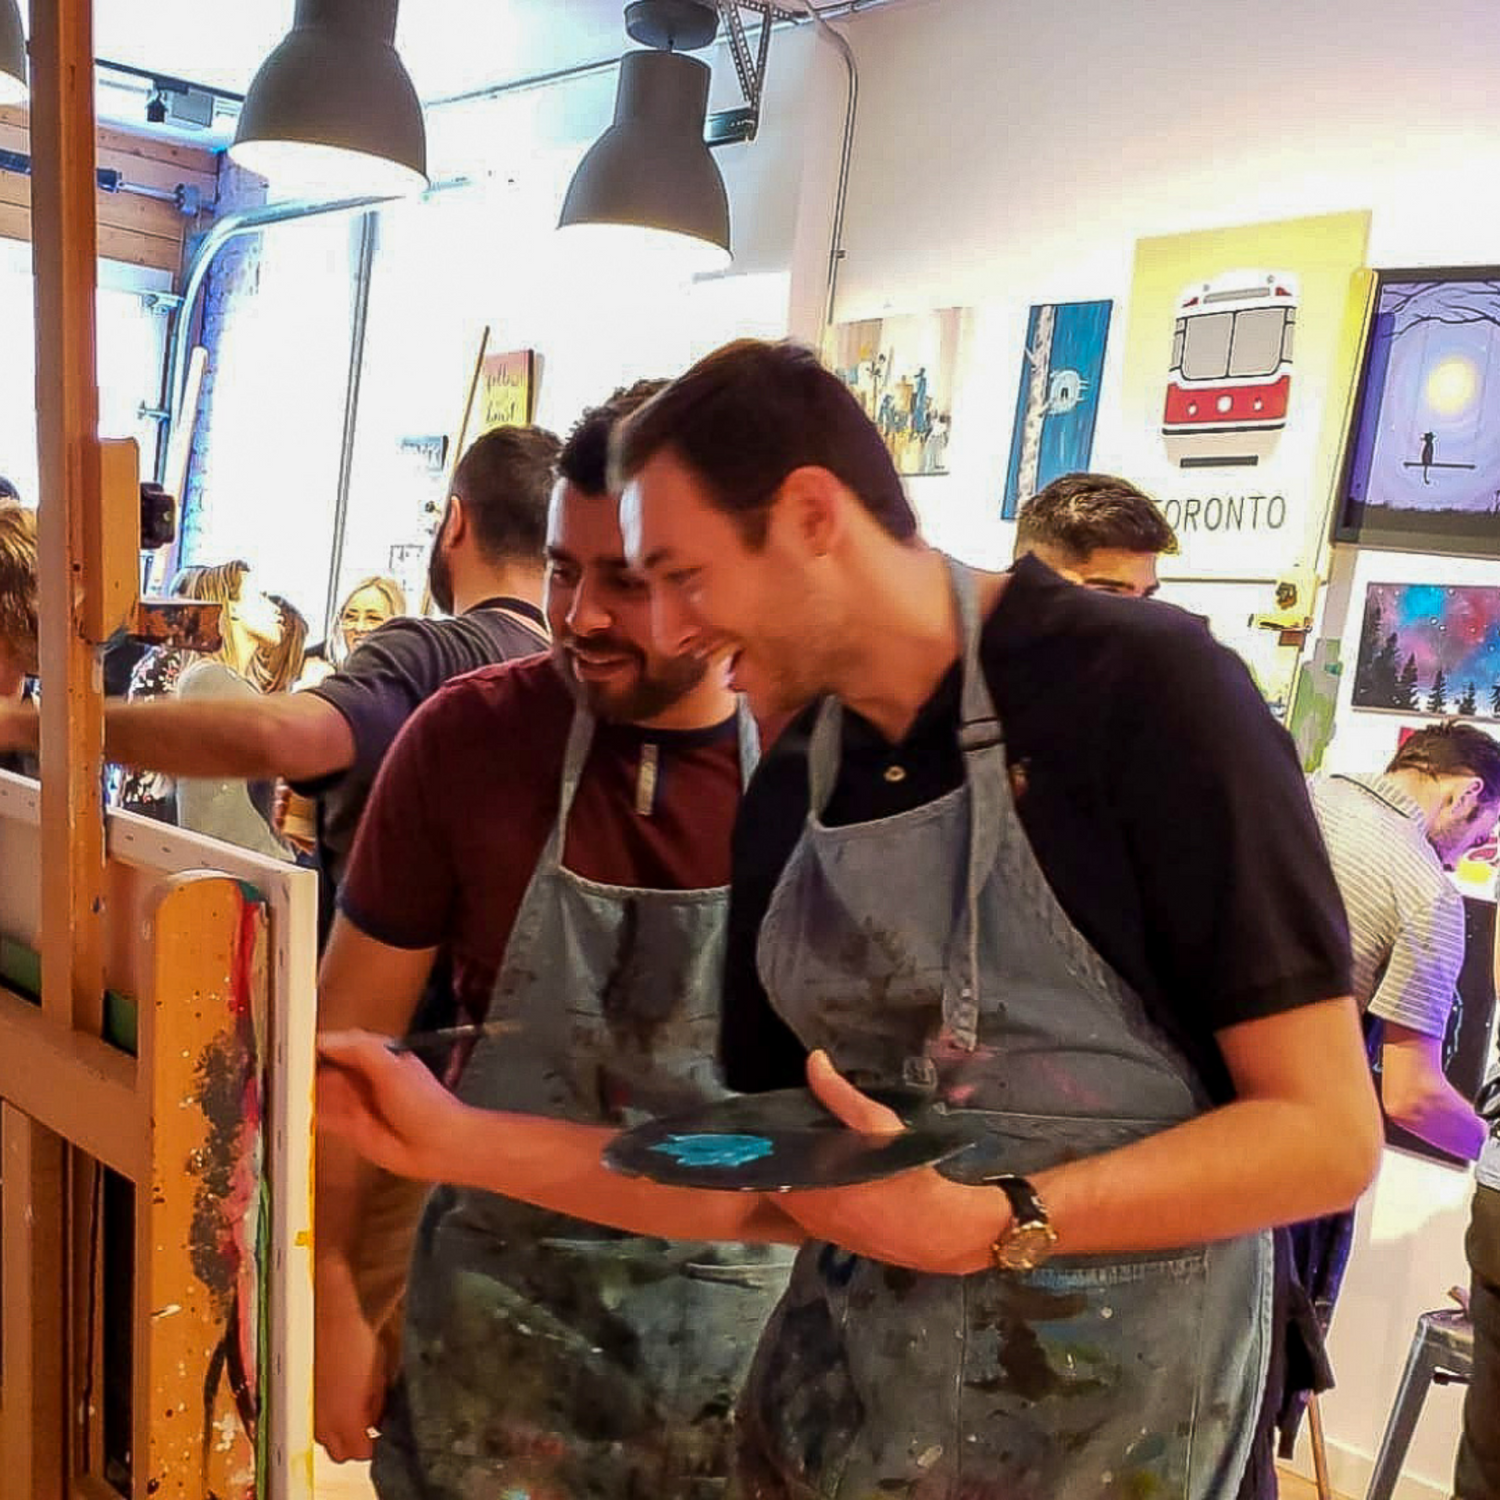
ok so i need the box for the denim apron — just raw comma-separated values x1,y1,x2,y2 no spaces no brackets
376,701,792,1500
735,559,1272,1500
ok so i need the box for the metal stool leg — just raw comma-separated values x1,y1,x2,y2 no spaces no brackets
1307,1391,1333,1500
1366,1326,1440,1500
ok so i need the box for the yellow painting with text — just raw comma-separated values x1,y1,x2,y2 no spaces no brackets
477,349,536,435
1112,211,1370,580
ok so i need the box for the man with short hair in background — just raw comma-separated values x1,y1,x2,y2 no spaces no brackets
1014,470,1178,597
1310,723,1499,1161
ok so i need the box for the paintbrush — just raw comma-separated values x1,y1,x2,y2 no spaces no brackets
386,1019,521,1056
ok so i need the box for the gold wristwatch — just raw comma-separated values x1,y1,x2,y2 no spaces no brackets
988,1174,1058,1271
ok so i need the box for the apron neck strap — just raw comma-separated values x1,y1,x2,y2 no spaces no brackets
804,555,1007,1051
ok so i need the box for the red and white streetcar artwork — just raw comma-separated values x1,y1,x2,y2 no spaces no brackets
1162,270,1298,468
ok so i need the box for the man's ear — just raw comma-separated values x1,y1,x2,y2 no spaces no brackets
772,467,843,558
445,495,468,546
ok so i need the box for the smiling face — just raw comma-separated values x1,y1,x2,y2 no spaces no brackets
621,449,836,722
339,585,396,654
544,478,709,723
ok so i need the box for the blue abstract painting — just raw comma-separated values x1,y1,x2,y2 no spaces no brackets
1002,299,1113,520
1338,271,1500,557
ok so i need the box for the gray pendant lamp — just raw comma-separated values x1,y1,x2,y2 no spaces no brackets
230,0,427,198
558,47,731,275
0,0,25,107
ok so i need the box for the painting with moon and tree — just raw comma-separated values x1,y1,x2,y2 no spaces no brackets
1338,269,1500,557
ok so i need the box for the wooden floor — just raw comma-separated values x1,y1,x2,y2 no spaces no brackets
312,1455,1340,1498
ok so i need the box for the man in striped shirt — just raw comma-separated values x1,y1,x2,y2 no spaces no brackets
1309,722,1500,1159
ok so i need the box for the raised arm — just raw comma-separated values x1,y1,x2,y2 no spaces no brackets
0,689,356,782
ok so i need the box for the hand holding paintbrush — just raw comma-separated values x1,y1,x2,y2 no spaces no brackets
384,1018,521,1058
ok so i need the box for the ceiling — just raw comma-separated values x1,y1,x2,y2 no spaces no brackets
90,0,635,141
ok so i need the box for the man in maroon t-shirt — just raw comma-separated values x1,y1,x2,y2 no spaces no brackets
315,383,786,1499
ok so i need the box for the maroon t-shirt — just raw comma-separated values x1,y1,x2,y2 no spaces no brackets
340,653,743,1026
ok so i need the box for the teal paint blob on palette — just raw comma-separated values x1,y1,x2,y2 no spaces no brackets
649,1133,775,1169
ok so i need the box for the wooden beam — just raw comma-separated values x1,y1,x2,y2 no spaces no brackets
2,1105,70,1500
30,0,108,1034
0,985,145,1181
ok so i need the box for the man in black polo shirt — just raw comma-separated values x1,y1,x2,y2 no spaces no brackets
318,342,1383,1500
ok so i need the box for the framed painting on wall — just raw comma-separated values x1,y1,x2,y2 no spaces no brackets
826,308,971,477
476,347,538,434
1001,299,1112,519
1113,211,1370,578
1336,268,1500,558
1353,581,1500,722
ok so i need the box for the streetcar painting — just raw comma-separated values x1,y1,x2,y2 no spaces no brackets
1162,270,1298,468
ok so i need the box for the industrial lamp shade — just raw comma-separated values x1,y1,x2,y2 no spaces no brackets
0,0,26,107
230,0,427,198
559,50,731,275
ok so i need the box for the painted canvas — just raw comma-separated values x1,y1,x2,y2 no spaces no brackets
827,308,970,476
1378,898,1497,1167
1113,212,1370,577
1338,269,1500,557
1353,582,1500,721
1001,299,1112,519
476,348,537,434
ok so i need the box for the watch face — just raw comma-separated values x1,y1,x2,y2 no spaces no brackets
995,1223,1056,1271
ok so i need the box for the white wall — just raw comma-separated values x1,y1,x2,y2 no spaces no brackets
823,0,1500,1491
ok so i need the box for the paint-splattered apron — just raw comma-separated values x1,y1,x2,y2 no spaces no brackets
735,558,1273,1500
375,700,792,1500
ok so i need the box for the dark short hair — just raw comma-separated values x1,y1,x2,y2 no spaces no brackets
1388,722,1500,803
611,339,917,546
0,477,18,502
558,379,669,496
450,425,560,562
1015,473,1178,562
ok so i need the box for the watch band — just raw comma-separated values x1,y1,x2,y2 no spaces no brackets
990,1174,1047,1226
987,1173,1057,1271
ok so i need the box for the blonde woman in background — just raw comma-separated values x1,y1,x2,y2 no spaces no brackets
300,574,406,687
120,560,291,860
255,593,310,694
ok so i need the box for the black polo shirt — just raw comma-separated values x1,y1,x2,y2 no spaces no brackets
723,555,1352,1105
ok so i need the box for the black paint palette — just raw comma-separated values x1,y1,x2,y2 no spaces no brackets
604,1086,974,1191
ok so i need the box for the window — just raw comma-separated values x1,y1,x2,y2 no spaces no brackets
0,240,168,504
1228,307,1290,380
1180,311,1234,382
1170,319,1185,372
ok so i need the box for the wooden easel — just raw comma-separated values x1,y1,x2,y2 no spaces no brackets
0,3,318,1496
